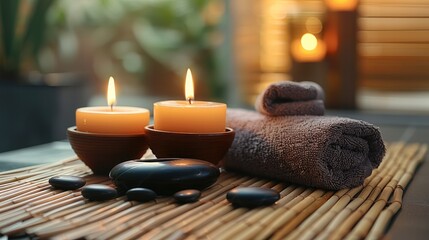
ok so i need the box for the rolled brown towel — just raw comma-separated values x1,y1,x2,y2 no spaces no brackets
225,109,385,190
255,81,325,116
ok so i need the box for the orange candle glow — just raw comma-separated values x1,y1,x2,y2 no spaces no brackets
76,77,150,134
325,0,358,11
154,69,227,133
291,33,326,62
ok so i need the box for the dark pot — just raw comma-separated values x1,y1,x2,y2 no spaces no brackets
0,73,92,152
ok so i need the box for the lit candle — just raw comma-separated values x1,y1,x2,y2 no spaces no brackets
291,33,327,62
154,69,226,133
76,77,150,134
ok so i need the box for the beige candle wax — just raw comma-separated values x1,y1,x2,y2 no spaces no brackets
76,77,149,134
154,69,226,133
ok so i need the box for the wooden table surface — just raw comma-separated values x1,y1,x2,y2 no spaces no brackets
1,111,428,239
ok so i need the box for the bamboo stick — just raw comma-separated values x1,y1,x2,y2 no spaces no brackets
315,143,406,239
107,203,197,239
0,142,424,240
0,191,74,226
1,216,47,236
43,200,97,219
229,224,263,240
176,203,233,239
78,204,151,239
0,156,79,177
0,182,42,196
204,208,260,239
346,144,425,239
193,207,247,238
208,187,315,240
28,194,83,215
275,187,305,206
36,203,136,239
9,187,53,203
0,200,88,235
291,187,359,240
294,144,401,240
26,200,118,234
0,190,62,215
139,227,180,240
271,191,335,240
327,162,398,239
252,190,325,239
42,201,133,239
146,180,244,236
363,144,427,240
366,192,402,240
85,203,170,240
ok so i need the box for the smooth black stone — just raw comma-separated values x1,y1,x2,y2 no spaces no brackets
174,189,201,203
49,176,86,190
126,188,157,202
81,184,117,201
109,158,220,195
226,187,280,208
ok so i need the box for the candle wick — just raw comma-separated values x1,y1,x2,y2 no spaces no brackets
110,104,113,111
188,98,193,104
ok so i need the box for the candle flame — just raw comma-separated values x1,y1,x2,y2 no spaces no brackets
301,33,318,51
107,76,116,109
185,68,194,103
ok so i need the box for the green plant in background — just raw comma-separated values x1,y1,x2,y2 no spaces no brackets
0,0,55,78
0,0,226,99
132,0,225,99
46,0,226,100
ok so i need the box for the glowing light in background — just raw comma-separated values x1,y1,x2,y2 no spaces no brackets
301,33,318,51
305,17,323,34
325,0,358,11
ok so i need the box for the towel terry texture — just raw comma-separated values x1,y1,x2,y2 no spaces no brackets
225,109,385,190
255,81,325,116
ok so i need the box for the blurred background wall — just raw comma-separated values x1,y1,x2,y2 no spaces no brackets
1,0,429,152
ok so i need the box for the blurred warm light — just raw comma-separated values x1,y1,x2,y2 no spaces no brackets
301,33,318,51
305,17,323,34
269,1,288,20
185,68,194,102
107,76,116,107
292,33,326,62
325,0,358,11
259,0,290,73
203,0,224,25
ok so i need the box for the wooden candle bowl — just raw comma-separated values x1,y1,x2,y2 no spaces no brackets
67,127,148,175
145,125,235,166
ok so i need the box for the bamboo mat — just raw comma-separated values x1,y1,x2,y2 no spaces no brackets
0,142,426,240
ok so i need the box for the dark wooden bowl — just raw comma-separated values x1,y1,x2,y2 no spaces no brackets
145,125,235,166
67,127,148,175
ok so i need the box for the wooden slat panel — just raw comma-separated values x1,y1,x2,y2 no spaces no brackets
361,58,429,76
360,4,429,17
359,43,429,57
360,77,429,90
361,0,429,4
359,30,429,43
358,0,429,91
359,18,429,31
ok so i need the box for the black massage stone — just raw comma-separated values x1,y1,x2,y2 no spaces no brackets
81,184,117,201
109,158,220,195
126,188,157,202
174,189,201,203
49,176,86,190
226,187,280,208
